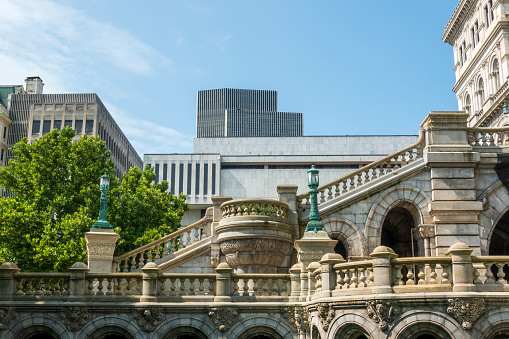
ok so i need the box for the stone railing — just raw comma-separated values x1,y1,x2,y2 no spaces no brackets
13,272,70,297
231,273,290,299
86,273,143,297
157,273,216,298
297,131,425,212
472,256,509,291
113,213,212,272
467,127,509,147
221,199,288,221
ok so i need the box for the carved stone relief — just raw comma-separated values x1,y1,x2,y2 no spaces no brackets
220,238,291,267
0,307,17,330
447,298,485,330
366,300,400,331
60,307,91,332
87,243,116,260
316,303,335,332
208,307,238,332
132,308,165,332
281,306,309,333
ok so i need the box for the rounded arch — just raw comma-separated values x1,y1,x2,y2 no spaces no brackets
464,92,472,115
160,326,209,339
238,326,285,339
326,312,380,339
478,76,486,107
77,315,140,339
152,315,216,339
472,306,509,338
388,310,461,339
228,315,294,339
322,218,368,258
492,58,500,89
477,181,509,254
10,315,70,339
364,185,431,253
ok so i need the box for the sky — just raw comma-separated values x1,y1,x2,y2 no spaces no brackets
0,0,460,156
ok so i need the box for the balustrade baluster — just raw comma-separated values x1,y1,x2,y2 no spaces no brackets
350,269,358,288
429,264,438,285
169,278,176,296
356,174,362,187
154,243,161,260
15,278,23,295
262,278,269,296
130,255,137,271
368,267,375,286
243,278,250,296
281,279,288,296
406,265,415,285
417,264,426,285
124,278,132,295
440,264,451,285
96,277,104,295
194,228,200,243
334,184,340,198
179,278,185,295
496,263,507,285
394,265,403,285
62,278,69,295
393,156,401,170
473,266,482,285
341,181,347,194
25,279,34,295
106,277,113,295
232,278,240,296
359,268,367,287
327,187,333,201
209,279,215,295
87,278,95,295
320,191,325,204
34,278,43,296
199,278,205,295
115,278,123,295
484,263,496,284
344,269,351,289
335,269,344,290
159,278,167,296
188,278,196,295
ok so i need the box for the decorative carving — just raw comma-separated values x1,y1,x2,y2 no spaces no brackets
60,307,91,332
412,225,435,240
0,307,17,330
220,238,291,267
132,308,164,332
298,251,327,262
208,307,238,332
366,300,400,331
281,306,310,333
447,298,485,330
316,303,335,332
86,243,116,260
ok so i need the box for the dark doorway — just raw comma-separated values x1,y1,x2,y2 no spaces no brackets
333,239,348,259
381,207,416,257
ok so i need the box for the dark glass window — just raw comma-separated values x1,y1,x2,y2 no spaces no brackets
2,126,6,139
75,120,83,133
203,163,208,195
155,163,159,183
171,163,176,194
179,163,184,193
54,120,62,131
64,120,72,128
187,163,192,195
212,163,216,194
163,163,168,181
32,120,41,134
42,120,51,133
1,149,4,161
195,163,200,195
85,120,94,134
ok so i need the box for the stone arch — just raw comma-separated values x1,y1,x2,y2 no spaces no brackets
228,314,294,339
326,312,380,339
388,310,462,339
77,315,141,339
153,315,216,339
472,306,509,338
477,181,509,254
237,326,286,339
322,218,368,258
9,315,70,339
364,185,431,253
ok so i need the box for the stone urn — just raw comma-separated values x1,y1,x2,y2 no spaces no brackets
216,199,295,273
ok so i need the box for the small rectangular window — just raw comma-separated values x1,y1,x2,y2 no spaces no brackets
187,163,192,195
195,163,200,195
2,126,6,139
485,6,490,27
85,120,94,134
64,120,72,128
163,163,168,181
171,163,176,194
42,120,51,134
32,120,41,134
203,163,208,195
155,163,159,183
212,163,216,195
1,149,4,161
75,120,83,133
179,163,184,194
54,120,62,131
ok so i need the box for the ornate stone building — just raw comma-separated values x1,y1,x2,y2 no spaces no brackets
5,1,509,339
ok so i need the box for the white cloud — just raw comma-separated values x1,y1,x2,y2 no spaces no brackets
104,102,194,156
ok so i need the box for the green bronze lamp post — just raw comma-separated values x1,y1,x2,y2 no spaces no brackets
91,173,112,229
305,164,326,232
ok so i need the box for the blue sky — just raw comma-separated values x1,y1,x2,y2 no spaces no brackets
0,0,459,155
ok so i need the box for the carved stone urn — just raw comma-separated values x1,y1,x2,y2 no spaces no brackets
216,199,294,273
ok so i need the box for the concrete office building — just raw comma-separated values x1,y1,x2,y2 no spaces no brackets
196,88,303,138
5,77,142,176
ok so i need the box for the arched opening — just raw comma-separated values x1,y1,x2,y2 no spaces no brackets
162,326,209,339
464,94,471,115
311,325,321,339
13,325,61,339
478,77,485,108
334,323,370,339
489,210,509,255
238,326,284,339
88,326,135,339
493,59,500,90
331,236,348,260
396,322,452,339
381,207,417,257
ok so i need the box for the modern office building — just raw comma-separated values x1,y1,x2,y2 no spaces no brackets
5,77,142,176
196,88,303,138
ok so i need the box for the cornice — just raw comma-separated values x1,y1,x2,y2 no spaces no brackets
443,0,477,45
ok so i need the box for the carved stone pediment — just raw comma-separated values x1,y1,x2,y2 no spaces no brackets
447,298,485,330
132,308,164,332
208,307,238,332
366,300,400,331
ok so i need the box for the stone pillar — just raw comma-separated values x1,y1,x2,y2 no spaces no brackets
141,262,160,302
214,262,232,302
370,246,397,294
421,111,483,255
210,196,232,268
278,185,299,236
68,262,89,301
0,263,20,300
85,229,119,273
412,224,435,257
307,262,320,301
289,264,302,302
317,253,345,298
446,242,476,292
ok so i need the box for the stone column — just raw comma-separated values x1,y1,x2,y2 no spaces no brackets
446,242,476,292
210,196,232,268
68,262,89,301
317,253,345,298
214,262,232,302
370,246,398,294
289,263,302,302
141,262,160,302
85,228,119,273
421,111,483,255
0,263,20,300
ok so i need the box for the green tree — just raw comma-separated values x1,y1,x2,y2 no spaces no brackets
0,127,187,272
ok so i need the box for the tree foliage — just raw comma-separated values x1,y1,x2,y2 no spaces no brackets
0,127,187,272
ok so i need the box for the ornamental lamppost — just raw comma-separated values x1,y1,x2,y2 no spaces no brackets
92,173,112,229
305,164,326,232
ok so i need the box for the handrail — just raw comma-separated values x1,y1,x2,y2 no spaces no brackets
297,130,424,211
467,127,509,147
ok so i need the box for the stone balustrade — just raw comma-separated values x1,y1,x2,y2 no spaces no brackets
467,127,509,147
297,131,424,212
14,273,70,297
220,199,289,221
158,273,216,298
112,214,212,272
472,256,509,291
86,273,142,297
231,273,290,299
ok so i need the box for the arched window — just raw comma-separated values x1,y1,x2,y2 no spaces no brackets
478,77,485,108
464,94,471,115
493,59,500,90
